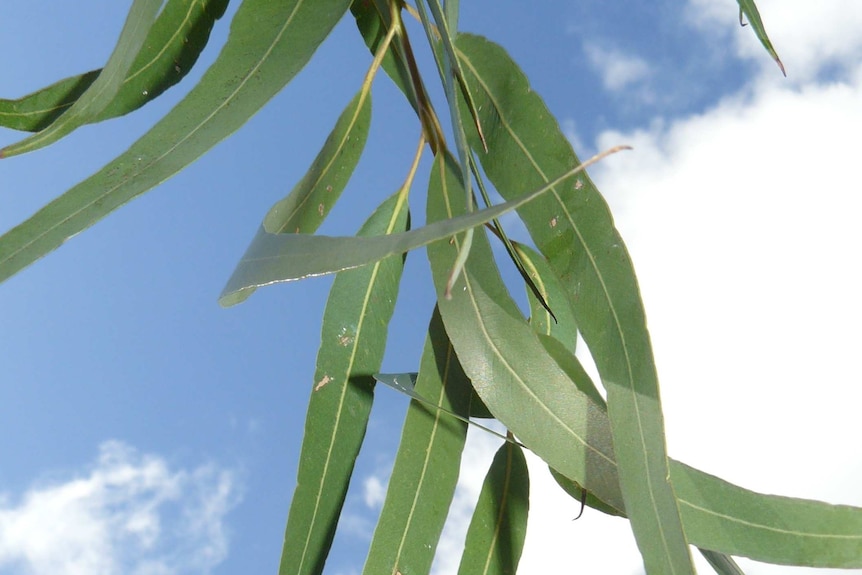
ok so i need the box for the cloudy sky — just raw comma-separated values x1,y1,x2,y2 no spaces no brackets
2,1,861,574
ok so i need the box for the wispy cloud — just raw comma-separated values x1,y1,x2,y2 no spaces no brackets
583,42,653,93
0,441,240,575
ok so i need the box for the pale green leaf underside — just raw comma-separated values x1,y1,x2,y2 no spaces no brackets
218,151,615,306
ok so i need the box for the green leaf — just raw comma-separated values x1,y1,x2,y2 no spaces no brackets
361,306,472,575
698,549,746,575
0,0,352,284
426,152,626,516
278,188,408,575
426,152,862,568
0,0,229,132
458,441,529,575
455,34,694,574
222,88,372,306
738,0,785,76
514,241,578,349
1,0,164,157
218,150,618,305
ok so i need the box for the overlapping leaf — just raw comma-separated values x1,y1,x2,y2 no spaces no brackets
0,0,229,132
218,151,612,304
0,0,352,283
361,307,471,575
426,152,862,567
1,0,164,157
454,34,695,574
221,89,372,307
278,188,408,575
457,441,529,575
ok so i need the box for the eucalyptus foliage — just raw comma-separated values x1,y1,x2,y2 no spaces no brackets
4,1,859,574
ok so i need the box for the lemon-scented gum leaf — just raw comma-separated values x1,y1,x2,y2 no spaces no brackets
0,0,230,132
361,307,472,575
0,0,353,284
458,441,529,575
279,189,408,575
455,34,694,574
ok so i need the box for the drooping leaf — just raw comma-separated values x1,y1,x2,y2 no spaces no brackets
0,0,230,132
278,188,408,575
737,0,785,76
426,152,862,568
455,34,694,574
0,0,353,284
426,152,626,516
224,88,372,306
361,306,472,575
218,148,621,305
457,441,529,575
1,0,164,157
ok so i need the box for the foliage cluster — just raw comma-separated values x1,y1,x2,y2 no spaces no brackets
1,1,858,574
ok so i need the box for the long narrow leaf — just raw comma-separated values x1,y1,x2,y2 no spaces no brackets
279,188,408,575
225,89,371,306
737,0,785,76
457,441,529,575
361,307,472,575
427,152,626,515
455,34,694,574
218,148,622,305
426,152,862,567
0,0,352,284
1,0,164,157
0,0,229,132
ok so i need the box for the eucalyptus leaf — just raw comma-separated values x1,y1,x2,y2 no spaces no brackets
224,89,372,306
427,151,862,568
455,34,695,574
738,0,785,76
278,188,408,575
0,0,229,132
219,148,622,306
1,0,163,157
0,0,353,283
458,441,529,575
361,307,471,575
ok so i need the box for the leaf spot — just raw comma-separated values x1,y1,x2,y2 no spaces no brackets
575,178,584,190
337,325,356,346
315,374,332,391
549,216,558,228
318,203,325,216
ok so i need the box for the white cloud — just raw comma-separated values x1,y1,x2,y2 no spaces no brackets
435,3,862,574
0,441,240,575
362,474,387,510
583,43,653,93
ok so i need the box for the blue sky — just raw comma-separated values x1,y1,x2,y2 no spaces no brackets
2,1,862,574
